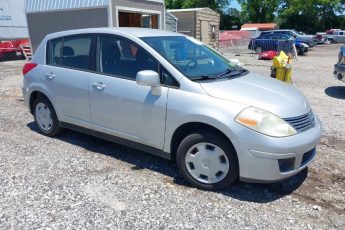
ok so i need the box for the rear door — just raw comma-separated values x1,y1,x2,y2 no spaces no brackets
88,35,168,149
44,35,96,129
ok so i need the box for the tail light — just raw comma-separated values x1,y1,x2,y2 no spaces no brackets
22,63,37,75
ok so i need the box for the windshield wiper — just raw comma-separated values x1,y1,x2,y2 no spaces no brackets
191,75,218,81
191,69,248,81
216,68,237,78
217,68,248,78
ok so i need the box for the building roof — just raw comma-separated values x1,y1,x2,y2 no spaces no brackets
241,23,278,31
168,8,210,13
25,0,164,13
165,11,178,21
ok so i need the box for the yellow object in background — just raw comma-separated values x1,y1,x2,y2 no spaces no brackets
272,51,292,84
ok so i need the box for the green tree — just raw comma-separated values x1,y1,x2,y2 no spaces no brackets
279,0,345,33
238,0,280,23
220,8,243,30
165,0,183,9
165,0,230,13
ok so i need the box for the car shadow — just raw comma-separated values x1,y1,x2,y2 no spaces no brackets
325,86,345,99
27,122,308,203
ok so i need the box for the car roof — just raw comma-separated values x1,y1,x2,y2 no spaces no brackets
262,30,291,33
261,33,289,37
44,27,184,40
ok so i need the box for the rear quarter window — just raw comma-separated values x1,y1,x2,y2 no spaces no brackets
47,38,63,65
47,35,94,71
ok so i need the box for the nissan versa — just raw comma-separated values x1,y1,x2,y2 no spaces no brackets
22,28,322,190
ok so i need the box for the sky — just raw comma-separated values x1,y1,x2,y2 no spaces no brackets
229,0,241,10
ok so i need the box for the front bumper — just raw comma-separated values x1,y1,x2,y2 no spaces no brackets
230,114,322,182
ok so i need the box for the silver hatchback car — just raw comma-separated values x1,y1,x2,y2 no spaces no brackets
22,28,322,190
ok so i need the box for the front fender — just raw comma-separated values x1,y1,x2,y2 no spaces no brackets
163,88,247,153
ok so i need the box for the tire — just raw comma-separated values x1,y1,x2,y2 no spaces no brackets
297,47,306,56
176,130,239,190
33,95,63,137
255,46,263,53
325,38,333,45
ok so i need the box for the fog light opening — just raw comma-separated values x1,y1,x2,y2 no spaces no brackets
278,157,295,173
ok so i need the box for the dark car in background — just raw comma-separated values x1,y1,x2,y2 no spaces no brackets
248,33,309,55
260,30,318,47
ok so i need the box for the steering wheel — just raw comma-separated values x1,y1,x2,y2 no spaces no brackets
183,60,197,71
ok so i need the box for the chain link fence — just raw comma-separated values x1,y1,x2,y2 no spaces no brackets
219,30,252,55
248,39,298,56
0,40,32,62
219,31,299,58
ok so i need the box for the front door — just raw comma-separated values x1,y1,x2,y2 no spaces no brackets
89,35,168,149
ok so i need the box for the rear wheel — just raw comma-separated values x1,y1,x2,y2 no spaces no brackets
33,96,63,136
325,38,333,45
176,130,239,190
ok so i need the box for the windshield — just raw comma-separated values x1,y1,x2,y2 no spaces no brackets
292,30,303,35
141,36,245,80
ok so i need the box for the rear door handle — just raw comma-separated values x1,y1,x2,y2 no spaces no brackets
46,72,55,80
93,82,106,90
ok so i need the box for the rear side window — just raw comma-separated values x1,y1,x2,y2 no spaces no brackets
47,35,94,71
48,38,63,66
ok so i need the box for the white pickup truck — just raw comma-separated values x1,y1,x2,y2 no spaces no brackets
324,31,345,44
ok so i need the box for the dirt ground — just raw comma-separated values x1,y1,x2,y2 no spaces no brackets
0,44,344,229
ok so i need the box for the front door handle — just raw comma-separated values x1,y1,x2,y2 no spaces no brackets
93,82,106,90
46,72,55,80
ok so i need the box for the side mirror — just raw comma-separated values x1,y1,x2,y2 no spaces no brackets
136,70,161,96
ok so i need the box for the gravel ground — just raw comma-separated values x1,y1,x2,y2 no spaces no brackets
0,44,344,229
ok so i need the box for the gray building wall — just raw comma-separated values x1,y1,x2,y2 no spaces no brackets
27,8,108,52
112,0,165,28
170,8,219,48
169,11,196,37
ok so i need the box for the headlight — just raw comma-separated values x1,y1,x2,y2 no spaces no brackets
235,107,297,137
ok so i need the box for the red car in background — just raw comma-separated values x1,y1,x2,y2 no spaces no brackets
0,39,29,59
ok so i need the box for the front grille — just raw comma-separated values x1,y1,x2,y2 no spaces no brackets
283,111,315,133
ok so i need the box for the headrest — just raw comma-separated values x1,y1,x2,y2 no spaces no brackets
61,46,74,56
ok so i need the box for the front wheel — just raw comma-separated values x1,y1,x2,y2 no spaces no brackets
297,47,307,56
176,130,239,190
33,96,63,136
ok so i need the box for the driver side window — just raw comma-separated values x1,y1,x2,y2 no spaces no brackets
98,35,158,80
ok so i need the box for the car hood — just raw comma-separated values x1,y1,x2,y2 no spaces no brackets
200,73,311,118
